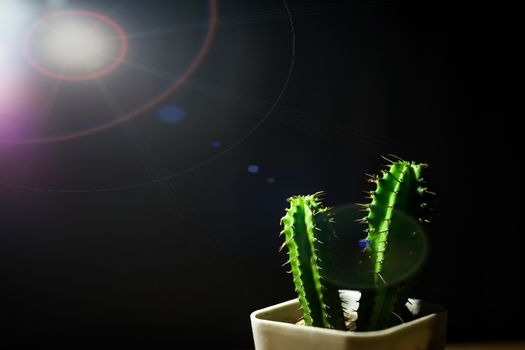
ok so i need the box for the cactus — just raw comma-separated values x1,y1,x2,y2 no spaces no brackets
280,192,347,330
279,157,432,332
356,158,431,331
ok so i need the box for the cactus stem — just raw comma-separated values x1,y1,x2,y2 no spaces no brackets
357,159,430,331
280,194,347,330
389,173,402,183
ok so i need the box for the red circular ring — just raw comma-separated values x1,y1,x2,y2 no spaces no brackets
23,10,128,81
8,1,218,144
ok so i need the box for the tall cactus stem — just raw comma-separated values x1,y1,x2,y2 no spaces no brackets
357,159,431,331
280,193,346,330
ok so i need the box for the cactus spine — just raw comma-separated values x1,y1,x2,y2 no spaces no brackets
357,159,430,331
280,192,347,330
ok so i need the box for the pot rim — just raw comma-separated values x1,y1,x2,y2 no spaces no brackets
251,298,447,338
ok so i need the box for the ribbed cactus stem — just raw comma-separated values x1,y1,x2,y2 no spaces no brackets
280,193,346,330
357,158,430,331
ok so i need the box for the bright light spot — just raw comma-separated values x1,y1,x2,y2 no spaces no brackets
0,47,7,63
25,10,128,80
0,0,33,55
43,21,111,70
0,1,31,35
0,0,33,122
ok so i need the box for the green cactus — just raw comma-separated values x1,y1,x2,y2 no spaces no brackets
357,158,431,331
280,192,347,330
278,157,432,332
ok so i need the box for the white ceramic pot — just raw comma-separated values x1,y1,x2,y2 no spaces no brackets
250,292,447,350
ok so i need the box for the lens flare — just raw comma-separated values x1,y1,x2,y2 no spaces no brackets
44,21,110,69
7,1,218,144
325,204,429,290
0,61,37,139
23,10,128,81
0,1,32,37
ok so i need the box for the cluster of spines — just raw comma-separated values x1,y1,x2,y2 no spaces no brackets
356,156,432,331
280,192,346,330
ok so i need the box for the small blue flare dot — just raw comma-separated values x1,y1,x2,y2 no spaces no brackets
158,105,186,124
358,238,371,249
211,141,221,148
247,164,259,173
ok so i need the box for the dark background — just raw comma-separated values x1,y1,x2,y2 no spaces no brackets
0,0,520,347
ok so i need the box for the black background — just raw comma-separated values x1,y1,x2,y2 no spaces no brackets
1,0,521,347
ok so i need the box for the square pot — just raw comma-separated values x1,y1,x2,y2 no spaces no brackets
251,293,447,350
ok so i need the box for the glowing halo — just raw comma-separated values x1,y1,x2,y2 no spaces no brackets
0,0,294,193
7,0,218,145
23,10,129,82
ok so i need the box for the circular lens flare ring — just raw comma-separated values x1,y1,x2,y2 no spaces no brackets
6,1,218,145
23,9,128,81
